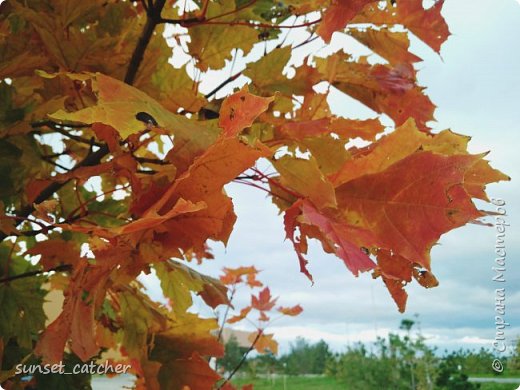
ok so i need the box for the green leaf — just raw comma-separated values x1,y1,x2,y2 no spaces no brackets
155,260,229,316
34,353,92,390
188,1,258,71
0,135,48,204
0,83,26,131
272,155,337,209
0,245,46,349
118,289,167,359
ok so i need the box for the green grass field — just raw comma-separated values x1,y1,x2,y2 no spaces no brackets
233,376,345,389
232,375,520,390
479,384,518,390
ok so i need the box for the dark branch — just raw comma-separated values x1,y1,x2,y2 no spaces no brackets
42,149,71,158
161,17,322,30
137,169,157,175
0,0,166,244
158,16,202,26
32,120,101,147
205,72,241,99
0,264,72,285
159,0,256,27
125,0,167,85
134,156,170,165
217,285,236,343
32,120,89,129
218,330,262,389
293,34,319,50
41,156,71,171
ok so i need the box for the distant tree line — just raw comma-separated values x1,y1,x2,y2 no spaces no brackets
219,320,520,390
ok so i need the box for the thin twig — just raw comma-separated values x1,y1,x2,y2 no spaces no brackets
251,167,301,199
205,0,257,22
32,120,100,146
32,120,89,129
137,169,157,175
158,16,201,26
293,34,319,49
42,149,71,158
0,0,165,244
217,284,237,343
205,72,241,99
0,264,72,285
277,16,298,48
0,143,108,243
218,330,263,389
1,215,53,231
134,156,170,165
66,184,130,221
161,17,322,30
41,156,71,171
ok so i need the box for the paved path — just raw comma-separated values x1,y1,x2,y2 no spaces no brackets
469,376,520,384
92,374,134,389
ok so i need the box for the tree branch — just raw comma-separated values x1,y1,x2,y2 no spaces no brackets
205,72,242,99
125,0,167,85
159,0,258,26
158,16,202,27
32,120,100,146
161,17,322,30
41,156,71,171
293,34,319,50
1,137,105,243
218,330,262,389
0,264,72,285
137,169,157,175
134,156,170,165
0,0,166,244
217,285,237,343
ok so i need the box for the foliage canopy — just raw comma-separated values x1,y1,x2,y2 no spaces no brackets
0,0,507,388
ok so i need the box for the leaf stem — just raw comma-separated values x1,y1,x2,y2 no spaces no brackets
251,167,301,199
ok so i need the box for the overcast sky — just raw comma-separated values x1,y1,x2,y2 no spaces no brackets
142,0,520,355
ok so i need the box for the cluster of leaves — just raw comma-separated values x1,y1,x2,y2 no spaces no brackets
220,266,303,356
216,266,302,388
221,337,332,379
0,0,508,388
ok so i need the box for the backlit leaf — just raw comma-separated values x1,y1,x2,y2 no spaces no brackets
317,0,375,43
219,90,274,137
